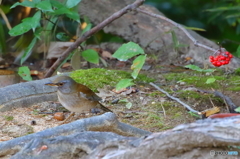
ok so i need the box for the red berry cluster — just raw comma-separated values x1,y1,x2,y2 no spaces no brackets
209,51,233,67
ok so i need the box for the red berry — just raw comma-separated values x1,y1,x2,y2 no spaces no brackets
226,57,230,61
220,56,226,60
229,54,233,58
212,61,218,65
222,61,227,65
225,61,229,64
225,51,230,55
209,56,214,59
217,61,222,66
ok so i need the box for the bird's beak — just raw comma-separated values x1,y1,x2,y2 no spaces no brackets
45,82,64,87
45,82,58,86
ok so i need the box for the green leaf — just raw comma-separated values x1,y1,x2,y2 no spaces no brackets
126,102,133,109
236,45,240,57
185,65,215,73
131,55,146,79
206,6,240,12
185,26,206,31
206,78,216,84
56,32,70,41
169,30,188,48
65,10,80,23
234,107,240,113
171,31,179,47
30,11,41,32
81,49,99,64
53,7,80,22
184,65,202,72
66,0,82,8
20,37,38,65
9,11,41,36
36,1,53,12
34,27,43,40
119,99,128,103
112,42,144,61
50,0,64,9
18,66,32,81
9,22,32,36
188,111,200,118
116,79,134,91
202,69,215,73
226,13,240,19
11,1,36,9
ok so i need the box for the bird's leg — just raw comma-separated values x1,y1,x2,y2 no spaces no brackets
90,108,101,114
59,112,75,125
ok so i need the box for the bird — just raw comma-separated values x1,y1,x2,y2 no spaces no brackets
45,76,112,123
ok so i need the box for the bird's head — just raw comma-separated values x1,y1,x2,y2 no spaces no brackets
45,76,77,94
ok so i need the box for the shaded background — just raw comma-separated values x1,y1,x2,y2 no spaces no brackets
146,0,240,56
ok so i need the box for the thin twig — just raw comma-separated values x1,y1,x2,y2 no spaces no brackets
44,0,145,78
136,8,222,53
150,82,199,113
0,8,11,30
160,101,166,118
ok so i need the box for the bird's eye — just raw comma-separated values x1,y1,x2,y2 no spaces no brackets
58,83,64,86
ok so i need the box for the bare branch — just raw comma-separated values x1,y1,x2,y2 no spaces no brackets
44,0,145,78
150,82,199,113
136,8,222,53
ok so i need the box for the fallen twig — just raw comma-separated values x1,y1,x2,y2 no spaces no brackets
149,82,199,113
197,89,237,113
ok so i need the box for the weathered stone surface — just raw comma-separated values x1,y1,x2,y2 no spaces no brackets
79,0,240,69
1,113,240,159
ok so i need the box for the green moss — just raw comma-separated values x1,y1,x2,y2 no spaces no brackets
234,68,240,75
178,90,210,100
70,68,155,92
147,91,163,97
228,87,240,91
4,115,13,121
162,69,240,92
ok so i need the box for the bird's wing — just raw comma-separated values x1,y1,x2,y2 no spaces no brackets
77,84,102,101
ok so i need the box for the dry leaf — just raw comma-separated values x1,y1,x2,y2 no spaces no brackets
46,42,74,59
199,107,220,117
101,50,114,60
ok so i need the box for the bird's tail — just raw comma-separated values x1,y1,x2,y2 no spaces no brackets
100,103,112,112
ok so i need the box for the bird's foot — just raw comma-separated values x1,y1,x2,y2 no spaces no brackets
58,112,75,125
90,108,101,114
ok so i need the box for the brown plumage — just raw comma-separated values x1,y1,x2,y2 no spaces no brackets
45,76,112,116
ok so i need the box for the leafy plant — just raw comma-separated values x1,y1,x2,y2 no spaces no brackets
9,0,82,65
112,42,147,91
206,2,240,34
